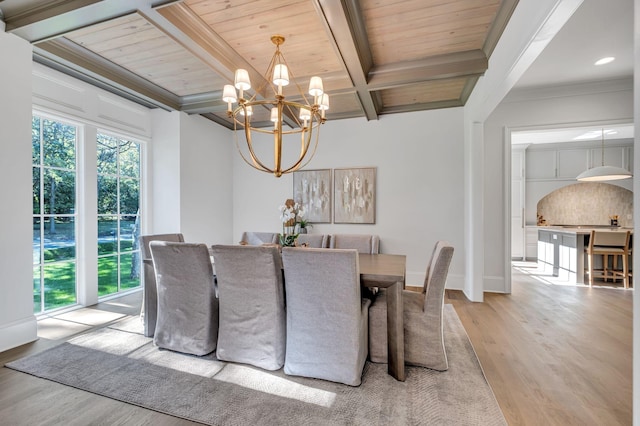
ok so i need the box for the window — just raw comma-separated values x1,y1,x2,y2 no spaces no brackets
32,115,78,313
32,113,144,313
97,133,142,296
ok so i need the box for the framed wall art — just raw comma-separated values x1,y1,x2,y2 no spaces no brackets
333,167,376,224
292,169,332,223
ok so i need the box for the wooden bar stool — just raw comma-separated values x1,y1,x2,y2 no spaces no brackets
586,230,631,288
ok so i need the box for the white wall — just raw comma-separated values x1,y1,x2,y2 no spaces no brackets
149,110,234,245
179,113,234,244
149,110,181,234
232,108,466,288
463,0,583,300
0,32,37,351
485,79,634,291
632,0,639,422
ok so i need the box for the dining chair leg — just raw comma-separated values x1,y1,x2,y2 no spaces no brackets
588,253,594,287
623,253,629,289
612,254,619,283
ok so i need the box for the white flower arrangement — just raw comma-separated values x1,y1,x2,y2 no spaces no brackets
279,199,305,227
279,199,306,246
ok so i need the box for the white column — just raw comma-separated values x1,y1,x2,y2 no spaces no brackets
77,126,98,306
464,121,485,302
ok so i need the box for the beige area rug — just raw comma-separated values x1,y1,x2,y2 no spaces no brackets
5,305,506,425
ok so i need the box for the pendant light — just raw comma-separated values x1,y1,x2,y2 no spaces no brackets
576,129,632,181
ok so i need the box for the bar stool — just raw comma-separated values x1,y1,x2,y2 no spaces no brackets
585,230,631,288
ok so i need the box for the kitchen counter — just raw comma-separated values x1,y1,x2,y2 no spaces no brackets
539,225,633,233
537,226,633,284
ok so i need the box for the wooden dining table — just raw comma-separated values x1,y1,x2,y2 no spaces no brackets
358,253,406,382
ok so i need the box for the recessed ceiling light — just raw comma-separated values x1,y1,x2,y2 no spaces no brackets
595,56,615,66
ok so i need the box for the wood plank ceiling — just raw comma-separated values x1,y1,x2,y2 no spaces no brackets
2,0,518,129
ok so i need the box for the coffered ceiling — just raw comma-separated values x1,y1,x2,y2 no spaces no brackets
1,0,518,129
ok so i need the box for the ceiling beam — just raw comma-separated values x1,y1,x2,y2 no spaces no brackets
149,3,250,85
35,38,181,110
151,2,298,127
2,0,102,32
367,50,488,91
460,76,481,105
315,0,379,121
483,0,520,58
200,113,234,129
382,99,464,115
3,0,178,43
181,92,228,114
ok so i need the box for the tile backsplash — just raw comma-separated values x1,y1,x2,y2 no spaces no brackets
537,182,633,227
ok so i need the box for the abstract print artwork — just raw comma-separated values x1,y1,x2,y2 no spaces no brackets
292,169,332,223
333,167,376,224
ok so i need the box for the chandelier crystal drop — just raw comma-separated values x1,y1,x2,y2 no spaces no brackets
222,35,329,177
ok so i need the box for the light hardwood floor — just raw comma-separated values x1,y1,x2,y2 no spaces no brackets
0,266,632,425
448,263,632,425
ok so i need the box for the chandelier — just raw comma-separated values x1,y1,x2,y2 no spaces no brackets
222,35,329,177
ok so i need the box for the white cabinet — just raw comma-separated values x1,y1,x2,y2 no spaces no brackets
526,150,556,179
511,147,527,260
557,149,588,179
589,146,631,170
525,226,539,260
526,142,633,182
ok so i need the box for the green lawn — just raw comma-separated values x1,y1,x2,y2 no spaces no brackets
34,226,140,312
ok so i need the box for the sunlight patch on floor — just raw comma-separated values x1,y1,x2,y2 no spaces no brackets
130,343,226,377
214,363,337,408
54,308,126,326
37,318,93,340
513,261,630,290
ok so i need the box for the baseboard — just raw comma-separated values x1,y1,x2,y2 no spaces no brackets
406,272,506,295
484,275,507,293
407,271,464,290
0,316,38,353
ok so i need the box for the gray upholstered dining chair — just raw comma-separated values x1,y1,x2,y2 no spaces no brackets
139,232,184,337
281,247,371,386
239,231,279,245
211,244,286,370
369,241,454,371
149,241,218,356
296,233,330,248
329,233,380,254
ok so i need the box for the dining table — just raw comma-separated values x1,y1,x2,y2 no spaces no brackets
358,253,406,382
143,250,407,382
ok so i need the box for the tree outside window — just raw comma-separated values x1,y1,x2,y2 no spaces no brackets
32,116,78,313
97,133,141,296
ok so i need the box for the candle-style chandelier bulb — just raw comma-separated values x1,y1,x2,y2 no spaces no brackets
234,69,251,99
308,76,324,98
273,64,289,87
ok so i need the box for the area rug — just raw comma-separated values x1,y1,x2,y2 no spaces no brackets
5,305,506,425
